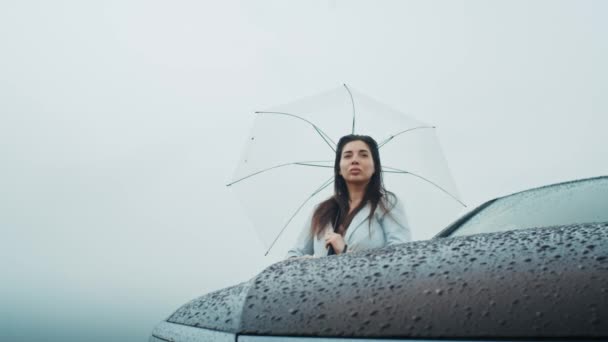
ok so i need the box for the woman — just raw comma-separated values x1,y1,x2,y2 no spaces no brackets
286,134,411,258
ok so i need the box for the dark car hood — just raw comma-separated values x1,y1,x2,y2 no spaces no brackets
167,222,608,338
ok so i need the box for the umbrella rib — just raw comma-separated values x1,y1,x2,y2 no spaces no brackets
378,125,437,148
383,167,467,208
343,84,356,134
226,161,333,187
255,111,336,152
295,162,333,169
264,176,335,256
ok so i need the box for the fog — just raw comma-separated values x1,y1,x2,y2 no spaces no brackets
1,1,606,341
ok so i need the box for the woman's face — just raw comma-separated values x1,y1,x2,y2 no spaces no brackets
339,140,375,185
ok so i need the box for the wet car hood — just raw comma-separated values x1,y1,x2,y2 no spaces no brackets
167,222,608,338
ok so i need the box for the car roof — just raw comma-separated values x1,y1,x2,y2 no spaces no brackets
167,221,608,338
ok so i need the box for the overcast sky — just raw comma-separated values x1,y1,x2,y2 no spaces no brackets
1,1,606,341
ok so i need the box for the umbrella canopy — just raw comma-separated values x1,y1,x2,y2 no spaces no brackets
228,84,465,255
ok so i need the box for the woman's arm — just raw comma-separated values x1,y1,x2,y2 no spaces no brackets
383,196,412,246
285,214,315,258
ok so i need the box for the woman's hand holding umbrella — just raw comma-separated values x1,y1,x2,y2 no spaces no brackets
324,230,346,254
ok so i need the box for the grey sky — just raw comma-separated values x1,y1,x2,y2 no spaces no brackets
1,1,606,341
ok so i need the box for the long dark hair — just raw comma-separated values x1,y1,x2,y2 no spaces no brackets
311,134,394,237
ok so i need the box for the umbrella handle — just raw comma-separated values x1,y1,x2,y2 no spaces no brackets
327,245,336,256
327,211,340,256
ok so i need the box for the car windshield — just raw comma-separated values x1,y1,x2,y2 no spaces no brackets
449,176,608,237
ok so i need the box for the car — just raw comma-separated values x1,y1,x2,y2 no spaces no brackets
150,176,608,341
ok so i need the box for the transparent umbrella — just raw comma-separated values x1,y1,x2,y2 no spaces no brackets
227,84,466,255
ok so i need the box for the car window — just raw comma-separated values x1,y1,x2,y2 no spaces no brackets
449,177,608,237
